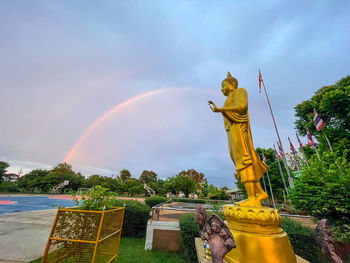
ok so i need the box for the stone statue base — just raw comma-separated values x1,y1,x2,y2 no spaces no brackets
223,204,296,263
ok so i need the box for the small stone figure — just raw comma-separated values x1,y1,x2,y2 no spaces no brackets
315,219,350,263
195,205,236,263
203,241,212,260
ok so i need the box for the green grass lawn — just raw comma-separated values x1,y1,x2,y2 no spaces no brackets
118,237,185,263
29,237,185,263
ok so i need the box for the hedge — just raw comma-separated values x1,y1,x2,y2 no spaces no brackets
113,199,150,238
179,214,200,263
145,196,169,208
0,182,19,192
282,217,327,263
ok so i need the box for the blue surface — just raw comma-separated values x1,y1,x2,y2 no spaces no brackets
0,196,79,215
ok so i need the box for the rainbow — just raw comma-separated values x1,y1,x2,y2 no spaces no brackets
63,88,185,163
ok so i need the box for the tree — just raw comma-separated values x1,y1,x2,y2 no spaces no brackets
139,170,157,184
288,151,350,243
207,184,220,199
17,169,49,192
148,178,167,196
85,175,125,194
200,179,209,198
294,75,350,154
164,174,197,198
0,161,9,183
42,163,84,192
124,179,144,196
85,175,105,188
118,169,131,183
179,169,205,190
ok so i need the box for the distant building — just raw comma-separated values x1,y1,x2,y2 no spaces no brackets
226,188,243,201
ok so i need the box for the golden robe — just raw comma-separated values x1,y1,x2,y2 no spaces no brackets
222,88,268,182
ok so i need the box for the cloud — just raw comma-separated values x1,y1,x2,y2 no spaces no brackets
0,0,349,188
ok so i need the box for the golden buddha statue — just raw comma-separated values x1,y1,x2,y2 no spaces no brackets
208,72,268,207
208,72,297,263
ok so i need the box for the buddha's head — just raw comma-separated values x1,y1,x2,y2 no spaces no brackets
221,71,238,96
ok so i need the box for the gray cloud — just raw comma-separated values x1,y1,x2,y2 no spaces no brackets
1,0,349,188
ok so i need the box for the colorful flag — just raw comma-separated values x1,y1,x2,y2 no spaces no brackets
288,137,296,154
259,70,263,93
262,152,267,163
307,128,315,148
273,144,280,160
277,141,285,158
296,132,303,148
313,109,325,131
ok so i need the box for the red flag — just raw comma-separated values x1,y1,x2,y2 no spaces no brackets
288,137,296,154
262,152,267,163
273,144,280,160
307,128,315,148
277,141,285,158
259,70,263,93
296,132,303,148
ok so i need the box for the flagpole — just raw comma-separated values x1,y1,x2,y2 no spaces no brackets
277,141,294,188
282,190,287,203
274,144,289,194
288,137,300,171
260,69,294,187
266,170,276,209
323,133,333,152
314,145,321,162
296,132,309,167
261,177,267,194
299,147,310,167
260,177,268,206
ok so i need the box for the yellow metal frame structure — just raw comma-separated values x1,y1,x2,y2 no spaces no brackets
42,207,125,263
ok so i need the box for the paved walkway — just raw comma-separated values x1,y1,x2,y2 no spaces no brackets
0,209,57,262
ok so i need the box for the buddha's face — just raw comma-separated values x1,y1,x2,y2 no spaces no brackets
221,80,233,96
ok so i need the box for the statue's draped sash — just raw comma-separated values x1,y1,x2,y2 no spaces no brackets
222,88,268,182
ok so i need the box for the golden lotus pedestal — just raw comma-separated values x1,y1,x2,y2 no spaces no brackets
223,204,296,263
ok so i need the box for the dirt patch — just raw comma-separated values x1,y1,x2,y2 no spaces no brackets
152,202,194,222
285,216,317,229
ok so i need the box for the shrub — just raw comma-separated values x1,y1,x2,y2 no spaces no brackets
282,217,326,263
0,182,19,192
113,199,150,237
289,151,350,242
172,198,205,204
179,213,199,263
145,196,169,208
73,185,115,211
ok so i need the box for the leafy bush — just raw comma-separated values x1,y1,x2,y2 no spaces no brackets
172,198,205,204
145,196,169,208
73,185,115,211
179,214,199,263
289,151,350,242
0,182,19,192
282,217,326,263
113,199,150,237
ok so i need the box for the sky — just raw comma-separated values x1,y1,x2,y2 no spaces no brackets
1,1,349,188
